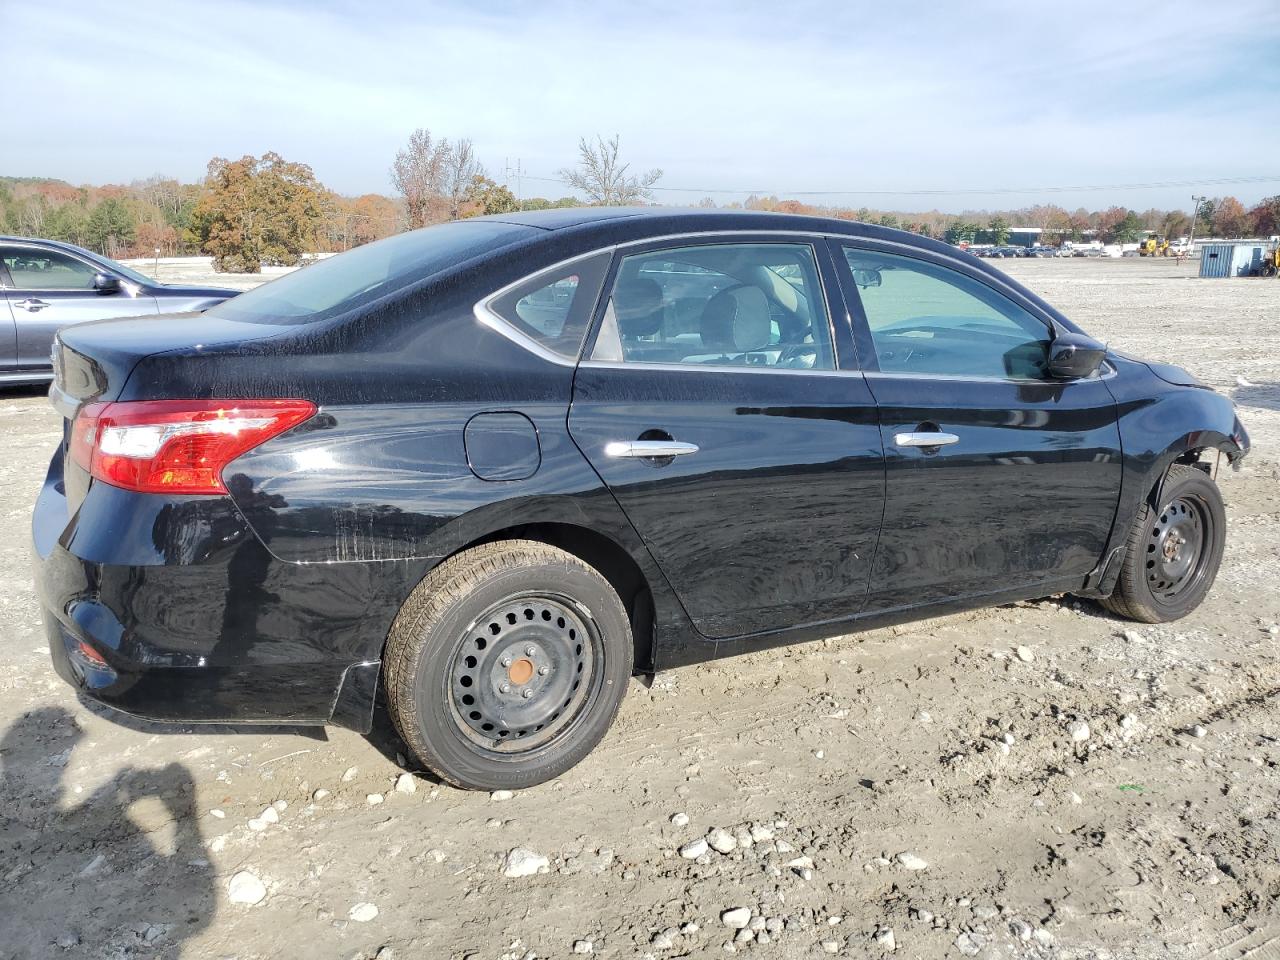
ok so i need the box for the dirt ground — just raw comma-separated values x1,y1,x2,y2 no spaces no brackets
1,257,1278,960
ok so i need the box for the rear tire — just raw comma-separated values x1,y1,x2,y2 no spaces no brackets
384,540,632,791
1100,464,1226,623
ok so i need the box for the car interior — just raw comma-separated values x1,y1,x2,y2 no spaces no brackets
845,250,1053,381
591,244,834,370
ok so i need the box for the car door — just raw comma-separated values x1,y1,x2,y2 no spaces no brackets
568,237,885,639
0,258,16,372
0,244,158,369
832,240,1123,611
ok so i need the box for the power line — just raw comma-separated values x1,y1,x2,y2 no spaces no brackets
516,172,1280,199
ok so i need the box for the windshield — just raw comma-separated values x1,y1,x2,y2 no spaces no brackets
205,221,537,325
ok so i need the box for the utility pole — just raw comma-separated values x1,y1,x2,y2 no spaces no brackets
1186,195,1207,263
504,158,524,211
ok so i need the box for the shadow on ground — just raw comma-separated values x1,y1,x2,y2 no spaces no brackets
0,707,213,959
1235,382,1280,412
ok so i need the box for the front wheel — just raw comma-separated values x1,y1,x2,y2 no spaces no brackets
384,540,633,791
1100,464,1226,623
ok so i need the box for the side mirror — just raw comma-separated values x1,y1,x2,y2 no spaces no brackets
93,273,121,295
1047,331,1107,379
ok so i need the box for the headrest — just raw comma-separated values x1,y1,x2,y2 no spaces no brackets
700,286,771,353
613,278,664,338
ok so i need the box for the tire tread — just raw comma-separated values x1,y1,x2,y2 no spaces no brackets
1100,464,1222,624
383,539,629,789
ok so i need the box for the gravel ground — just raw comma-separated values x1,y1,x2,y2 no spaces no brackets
1,257,1278,960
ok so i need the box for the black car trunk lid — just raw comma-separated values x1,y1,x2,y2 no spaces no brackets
51,312,297,511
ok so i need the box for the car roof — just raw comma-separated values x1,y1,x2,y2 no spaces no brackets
0,235,104,260
473,206,870,236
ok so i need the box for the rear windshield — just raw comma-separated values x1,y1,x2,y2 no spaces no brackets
205,221,537,325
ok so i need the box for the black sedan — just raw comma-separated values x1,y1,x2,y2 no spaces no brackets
1,236,236,385
33,208,1249,790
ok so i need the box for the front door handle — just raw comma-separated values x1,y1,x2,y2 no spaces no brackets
13,298,49,312
894,431,960,448
605,440,700,458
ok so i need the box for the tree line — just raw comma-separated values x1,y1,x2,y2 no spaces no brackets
2,131,1277,273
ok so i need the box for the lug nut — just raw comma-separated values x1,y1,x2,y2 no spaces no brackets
538,665,549,676
501,656,512,667
521,688,533,699
525,646,536,656
499,683,511,693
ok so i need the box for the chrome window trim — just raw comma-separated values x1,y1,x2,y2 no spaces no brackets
861,361,1117,385
472,228,1064,369
472,246,617,367
577,359,866,378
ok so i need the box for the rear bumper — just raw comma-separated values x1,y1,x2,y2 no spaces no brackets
32,449,408,731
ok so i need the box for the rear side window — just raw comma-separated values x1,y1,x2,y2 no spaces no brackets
486,252,611,359
206,221,538,325
2,247,98,290
590,242,834,370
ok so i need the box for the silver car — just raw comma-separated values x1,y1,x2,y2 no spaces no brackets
0,237,236,386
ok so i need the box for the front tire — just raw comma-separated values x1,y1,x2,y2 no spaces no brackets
384,540,633,791
1101,464,1226,623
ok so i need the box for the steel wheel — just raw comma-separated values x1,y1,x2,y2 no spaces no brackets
447,594,602,754
1145,495,1211,601
1098,464,1227,624
385,540,634,790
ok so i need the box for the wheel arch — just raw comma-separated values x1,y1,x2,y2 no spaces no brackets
1146,427,1244,511
450,521,658,675
1080,427,1242,600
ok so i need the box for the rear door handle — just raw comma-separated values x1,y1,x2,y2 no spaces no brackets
894,431,960,447
14,298,49,312
605,440,700,458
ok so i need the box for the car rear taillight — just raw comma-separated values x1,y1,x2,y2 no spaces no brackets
70,399,316,495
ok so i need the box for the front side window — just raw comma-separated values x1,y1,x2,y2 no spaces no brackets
591,242,834,370
1,247,98,290
843,247,1051,380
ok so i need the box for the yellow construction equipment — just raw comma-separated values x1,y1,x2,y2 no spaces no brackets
1139,236,1172,257
1262,244,1280,278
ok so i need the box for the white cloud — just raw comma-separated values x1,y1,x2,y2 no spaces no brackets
5,0,1279,211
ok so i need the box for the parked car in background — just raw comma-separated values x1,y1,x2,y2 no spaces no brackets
0,237,237,385
33,208,1249,790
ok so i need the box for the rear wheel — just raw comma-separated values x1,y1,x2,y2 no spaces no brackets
1101,464,1226,623
384,540,632,791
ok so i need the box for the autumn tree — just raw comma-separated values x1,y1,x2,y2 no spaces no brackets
188,153,328,273
1212,197,1249,238
1251,196,1280,235
338,193,401,247
1108,210,1144,244
558,135,662,205
1094,206,1127,242
462,175,519,217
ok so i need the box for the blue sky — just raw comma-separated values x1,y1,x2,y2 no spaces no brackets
4,0,1279,212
